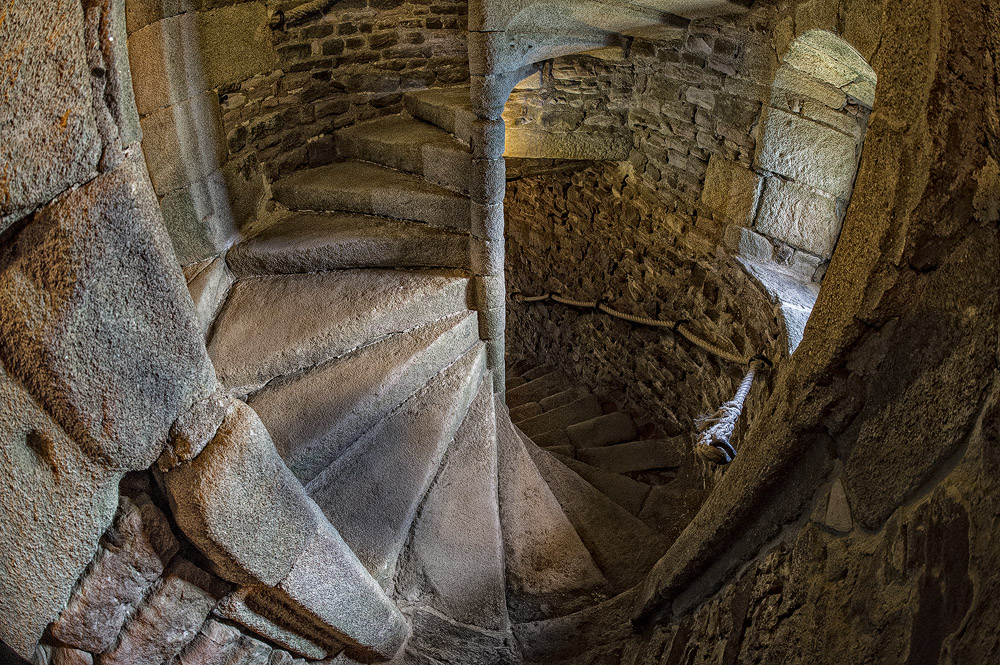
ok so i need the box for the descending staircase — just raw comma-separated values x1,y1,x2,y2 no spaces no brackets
201,85,708,663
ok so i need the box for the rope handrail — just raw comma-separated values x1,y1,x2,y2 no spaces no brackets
511,289,772,465
511,290,767,367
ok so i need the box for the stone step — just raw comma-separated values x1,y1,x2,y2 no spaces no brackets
505,375,527,391
403,86,476,144
271,160,470,231
496,406,607,623
533,429,571,449
506,371,569,409
549,453,651,517
226,212,470,277
337,115,471,193
539,386,588,412
208,269,470,396
403,607,517,665
577,438,688,475
307,344,486,586
395,377,508,631
250,312,480,486
566,412,638,449
508,358,536,377
510,401,543,424
521,365,558,382
512,588,637,665
638,486,710,543
517,395,603,438
524,439,668,591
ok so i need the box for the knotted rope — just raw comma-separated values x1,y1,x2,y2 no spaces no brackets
693,357,768,465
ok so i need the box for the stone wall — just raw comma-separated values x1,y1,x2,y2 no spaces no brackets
219,0,469,183
32,475,321,665
505,162,785,467
0,0,219,654
503,8,874,284
125,0,469,267
507,2,1000,658
126,0,278,265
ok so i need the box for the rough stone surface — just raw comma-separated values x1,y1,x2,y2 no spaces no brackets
176,619,242,665
256,504,410,662
100,558,226,665
141,91,228,196
755,107,859,198
700,156,761,226
253,312,478,486
50,495,179,653
163,401,319,586
214,590,328,660
0,153,216,472
127,4,277,116
404,608,516,665
309,345,485,583
512,589,638,664
397,377,508,630
184,257,235,338
496,403,606,620
158,169,241,265
756,175,842,258
0,0,101,230
208,268,471,393
0,365,123,657
160,391,233,472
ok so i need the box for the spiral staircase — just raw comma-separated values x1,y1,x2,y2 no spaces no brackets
195,73,726,662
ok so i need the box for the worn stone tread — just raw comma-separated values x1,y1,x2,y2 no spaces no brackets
227,212,470,277
506,371,570,409
567,412,638,449
396,377,508,631
512,588,639,663
337,115,471,193
250,312,480,485
521,365,559,382
508,358,536,376
577,438,687,475
271,160,471,231
308,344,486,585
208,269,470,393
403,86,476,144
505,375,527,391
550,453,651,517
534,429,572,449
496,404,607,620
510,401,543,424
539,386,589,412
518,395,603,438
524,437,668,591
